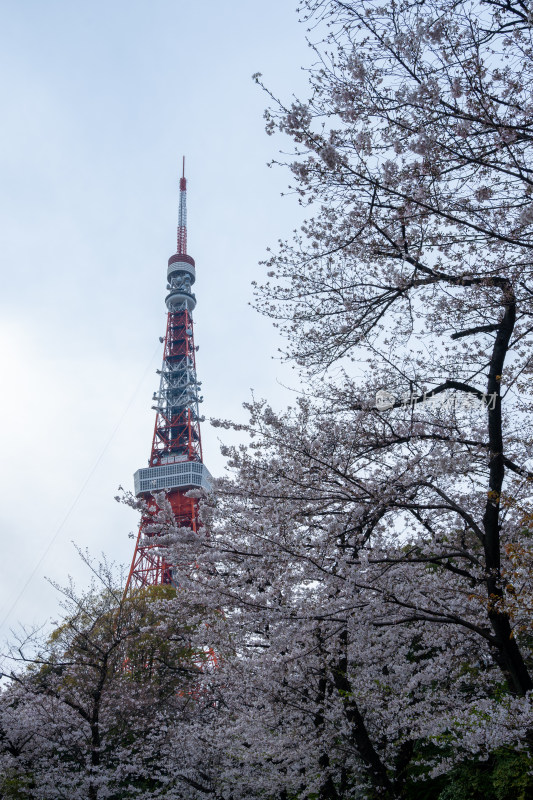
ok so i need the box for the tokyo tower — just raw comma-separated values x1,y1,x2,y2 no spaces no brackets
125,159,211,593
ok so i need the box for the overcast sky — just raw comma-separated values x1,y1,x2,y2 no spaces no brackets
0,0,312,644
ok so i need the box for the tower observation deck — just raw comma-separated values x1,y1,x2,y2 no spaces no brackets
125,160,211,592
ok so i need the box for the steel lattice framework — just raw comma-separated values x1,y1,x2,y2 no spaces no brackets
125,160,210,593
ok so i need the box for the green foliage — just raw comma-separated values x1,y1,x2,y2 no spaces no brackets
402,748,533,800
0,771,34,800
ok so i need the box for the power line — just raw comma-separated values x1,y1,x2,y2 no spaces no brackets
0,343,160,632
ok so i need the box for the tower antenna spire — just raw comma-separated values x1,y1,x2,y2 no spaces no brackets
177,156,187,255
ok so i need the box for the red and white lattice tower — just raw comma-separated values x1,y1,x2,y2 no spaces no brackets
125,159,210,593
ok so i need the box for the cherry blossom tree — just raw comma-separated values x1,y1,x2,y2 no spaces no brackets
170,0,533,796
0,553,226,800
258,0,533,694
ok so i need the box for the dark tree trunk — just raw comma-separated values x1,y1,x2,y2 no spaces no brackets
483,284,532,695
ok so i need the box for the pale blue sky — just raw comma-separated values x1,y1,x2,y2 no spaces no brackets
0,1,311,642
